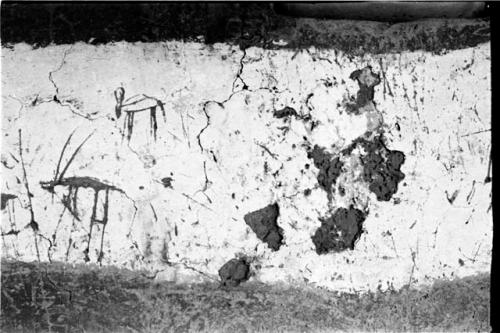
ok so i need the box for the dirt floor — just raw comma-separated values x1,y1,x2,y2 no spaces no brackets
0,260,490,332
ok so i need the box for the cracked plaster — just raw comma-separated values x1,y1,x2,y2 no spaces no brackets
0,37,492,293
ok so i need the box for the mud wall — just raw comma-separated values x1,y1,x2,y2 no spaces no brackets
1,18,491,293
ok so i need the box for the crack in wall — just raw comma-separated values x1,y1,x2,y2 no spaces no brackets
197,47,285,155
2,35,491,291
193,161,213,204
48,46,73,96
18,129,41,261
46,46,94,119
196,85,287,156
232,48,248,91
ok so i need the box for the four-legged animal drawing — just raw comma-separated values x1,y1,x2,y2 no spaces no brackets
40,130,126,263
114,87,166,142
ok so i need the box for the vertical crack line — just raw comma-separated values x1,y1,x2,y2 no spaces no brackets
179,111,190,147
197,81,274,154
485,146,492,183
8,95,25,120
51,205,67,247
378,57,394,98
18,130,35,223
202,162,211,192
38,234,54,263
18,129,40,261
48,46,73,96
232,48,248,92
47,46,92,119
65,216,76,262
197,101,212,152
150,203,158,223
196,161,213,204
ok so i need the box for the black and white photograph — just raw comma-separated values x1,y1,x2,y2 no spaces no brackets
0,1,494,332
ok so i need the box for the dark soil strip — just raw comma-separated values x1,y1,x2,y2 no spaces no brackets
0,260,490,332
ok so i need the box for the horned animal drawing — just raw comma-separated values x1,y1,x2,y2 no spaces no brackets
40,130,125,263
114,87,166,142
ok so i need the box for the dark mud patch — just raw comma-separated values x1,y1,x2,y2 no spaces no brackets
343,135,405,201
273,106,299,119
312,206,366,254
273,106,312,123
307,145,344,196
218,258,250,287
244,203,283,251
345,66,381,114
160,177,174,189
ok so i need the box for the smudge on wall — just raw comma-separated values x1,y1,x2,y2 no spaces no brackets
1,21,492,292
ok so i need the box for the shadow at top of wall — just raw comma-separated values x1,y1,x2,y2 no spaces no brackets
1,3,490,54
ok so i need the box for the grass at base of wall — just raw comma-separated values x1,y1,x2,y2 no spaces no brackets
0,260,490,332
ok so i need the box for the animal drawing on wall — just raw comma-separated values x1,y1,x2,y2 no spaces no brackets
114,87,166,142
39,129,127,263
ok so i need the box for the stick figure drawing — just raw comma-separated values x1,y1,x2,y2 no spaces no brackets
114,87,166,142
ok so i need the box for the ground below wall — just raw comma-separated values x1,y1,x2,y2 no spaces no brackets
1,18,492,294
0,260,491,332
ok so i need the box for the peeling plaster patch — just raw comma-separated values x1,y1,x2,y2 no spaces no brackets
343,136,406,202
160,177,174,189
307,145,344,198
345,66,381,115
244,203,283,251
218,258,250,287
312,206,366,255
273,106,299,119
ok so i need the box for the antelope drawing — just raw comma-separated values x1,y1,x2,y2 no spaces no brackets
40,129,126,263
114,87,166,142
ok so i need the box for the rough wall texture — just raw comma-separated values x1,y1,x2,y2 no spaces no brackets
1,19,491,293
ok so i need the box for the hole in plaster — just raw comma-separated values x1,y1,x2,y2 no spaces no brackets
244,203,283,251
307,145,344,196
312,206,367,254
218,258,250,287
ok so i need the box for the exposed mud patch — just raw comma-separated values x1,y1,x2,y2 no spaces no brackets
273,106,299,119
218,258,250,287
312,206,366,255
244,203,283,251
345,66,381,114
343,136,405,201
307,146,344,196
160,177,174,189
